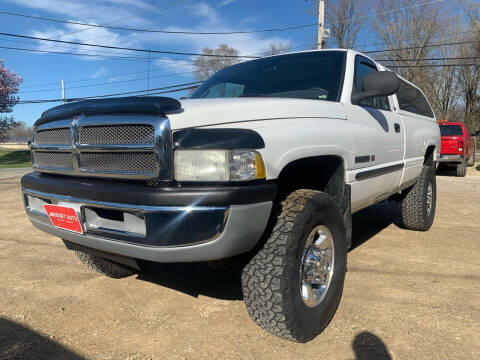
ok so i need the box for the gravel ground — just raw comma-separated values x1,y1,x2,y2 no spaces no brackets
1,167,479,360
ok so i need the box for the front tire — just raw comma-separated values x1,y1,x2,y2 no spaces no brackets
74,250,139,279
400,163,436,231
241,190,347,342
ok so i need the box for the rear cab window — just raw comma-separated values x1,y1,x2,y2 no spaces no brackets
439,125,463,136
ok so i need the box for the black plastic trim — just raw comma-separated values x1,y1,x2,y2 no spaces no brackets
355,155,371,164
173,128,265,149
355,163,404,181
36,96,181,126
21,172,276,206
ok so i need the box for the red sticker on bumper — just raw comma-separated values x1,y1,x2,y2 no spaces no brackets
43,204,84,234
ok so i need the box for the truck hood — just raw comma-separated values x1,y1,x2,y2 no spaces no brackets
167,98,346,130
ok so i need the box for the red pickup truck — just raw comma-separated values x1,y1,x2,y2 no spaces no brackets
438,122,477,177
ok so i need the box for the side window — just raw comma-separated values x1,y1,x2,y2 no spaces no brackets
396,80,434,118
352,55,390,111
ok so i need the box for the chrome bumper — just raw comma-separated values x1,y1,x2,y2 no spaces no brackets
439,154,464,163
23,189,272,263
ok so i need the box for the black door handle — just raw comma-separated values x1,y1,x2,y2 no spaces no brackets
394,123,401,133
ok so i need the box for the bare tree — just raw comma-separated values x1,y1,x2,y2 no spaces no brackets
262,41,292,56
326,0,365,49
422,32,463,120
372,0,471,121
192,44,241,81
374,0,445,83
6,121,32,139
458,0,480,131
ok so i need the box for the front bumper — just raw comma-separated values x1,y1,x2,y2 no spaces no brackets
439,154,464,164
22,172,275,262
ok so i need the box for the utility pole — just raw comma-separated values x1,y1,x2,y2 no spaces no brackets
317,0,325,49
61,79,66,103
147,49,151,95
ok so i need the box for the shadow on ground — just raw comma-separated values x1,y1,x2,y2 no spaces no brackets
350,201,400,251
137,260,245,300
0,318,84,360
352,331,392,360
137,201,401,301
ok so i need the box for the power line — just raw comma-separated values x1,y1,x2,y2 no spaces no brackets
0,31,260,59
18,70,197,94
13,61,479,105
0,0,445,37
356,28,477,51
0,10,316,35
0,43,206,66
325,0,445,27
0,44,151,62
16,81,202,104
389,63,478,68
20,66,192,89
11,46,479,93
364,39,480,54
20,55,478,94
377,56,479,62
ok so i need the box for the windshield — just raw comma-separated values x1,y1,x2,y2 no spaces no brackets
191,51,346,101
439,125,463,136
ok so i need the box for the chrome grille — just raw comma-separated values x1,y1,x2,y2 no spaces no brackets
78,125,155,145
35,128,72,145
31,115,172,180
79,152,157,174
33,152,73,170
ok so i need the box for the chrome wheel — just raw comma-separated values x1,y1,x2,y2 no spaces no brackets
300,225,335,308
426,182,433,216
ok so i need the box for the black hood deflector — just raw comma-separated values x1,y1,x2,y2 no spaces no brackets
35,96,182,126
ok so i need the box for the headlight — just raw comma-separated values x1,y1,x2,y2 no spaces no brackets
174,150,266,182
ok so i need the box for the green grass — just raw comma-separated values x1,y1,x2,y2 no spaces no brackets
0,150,32,169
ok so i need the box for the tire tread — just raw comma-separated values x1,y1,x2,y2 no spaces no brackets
75,251,138,279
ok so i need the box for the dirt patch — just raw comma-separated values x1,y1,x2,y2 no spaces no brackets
1,172,479,359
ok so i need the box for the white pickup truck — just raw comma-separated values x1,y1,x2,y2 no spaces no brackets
22,49,440,342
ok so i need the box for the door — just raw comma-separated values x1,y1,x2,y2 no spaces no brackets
347,55,405,212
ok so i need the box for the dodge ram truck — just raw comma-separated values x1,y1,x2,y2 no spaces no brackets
438,121,477,176
22,49,440,342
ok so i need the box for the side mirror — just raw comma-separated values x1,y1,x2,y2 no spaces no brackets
352,71,400,105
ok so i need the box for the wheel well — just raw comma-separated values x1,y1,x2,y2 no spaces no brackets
276,156,345,206
424,145,435,165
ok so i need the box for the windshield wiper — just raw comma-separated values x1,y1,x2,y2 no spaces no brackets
238,94,271,97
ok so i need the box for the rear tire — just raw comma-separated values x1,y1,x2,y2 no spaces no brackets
456,160,467,177
467,146,475,167
400,164,436,231
241,189,347,342
74,250,139,279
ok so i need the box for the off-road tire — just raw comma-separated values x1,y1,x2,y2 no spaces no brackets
74,250,139,279
241,189,347,342
456,160,467,177
400,164,436,231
